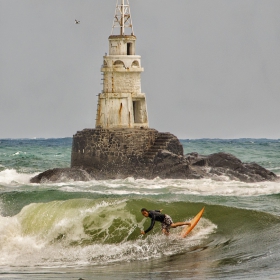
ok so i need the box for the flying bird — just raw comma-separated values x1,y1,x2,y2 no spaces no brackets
75,19,80,24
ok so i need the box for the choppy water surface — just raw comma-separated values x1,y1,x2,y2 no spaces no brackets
0,138,279,279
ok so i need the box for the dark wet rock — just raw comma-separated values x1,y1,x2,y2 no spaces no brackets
30,168,92,183
185,152,277,182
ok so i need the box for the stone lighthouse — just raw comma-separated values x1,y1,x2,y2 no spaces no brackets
96,0,148,129
70,0,184,179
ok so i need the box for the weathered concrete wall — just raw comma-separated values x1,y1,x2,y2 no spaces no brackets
108,35,136,56
103,71,141,93
98,62,148,129
96,92,148,129
71,128,158,170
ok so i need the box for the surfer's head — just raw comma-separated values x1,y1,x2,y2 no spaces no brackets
141,208,149,217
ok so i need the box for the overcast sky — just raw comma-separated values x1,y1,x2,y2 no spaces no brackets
1,0,280,139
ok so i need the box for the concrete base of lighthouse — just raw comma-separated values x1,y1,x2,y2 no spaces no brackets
70,128,186,179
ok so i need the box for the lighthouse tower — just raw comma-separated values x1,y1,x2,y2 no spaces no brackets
95,0,149,129
71,0,183,179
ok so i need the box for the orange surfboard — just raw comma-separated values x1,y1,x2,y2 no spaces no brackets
181,207,205,238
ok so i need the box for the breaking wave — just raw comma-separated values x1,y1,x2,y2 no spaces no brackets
0,198,216,267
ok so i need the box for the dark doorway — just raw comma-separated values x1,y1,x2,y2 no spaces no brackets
127,43,132,55
133,101,141,123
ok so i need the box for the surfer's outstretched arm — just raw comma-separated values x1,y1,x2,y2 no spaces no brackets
141,216,156,234
140,208,156,234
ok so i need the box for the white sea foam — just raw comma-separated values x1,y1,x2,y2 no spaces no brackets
0,213,44,264
51,177,280,197
1,167,280,197
0,169,35,186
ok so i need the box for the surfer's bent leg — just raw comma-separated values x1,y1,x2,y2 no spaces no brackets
171,221,191,228
161,215,191,235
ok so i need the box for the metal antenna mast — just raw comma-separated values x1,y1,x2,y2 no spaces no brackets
111,0,134,35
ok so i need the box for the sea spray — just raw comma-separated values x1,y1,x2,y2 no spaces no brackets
0,169,33,186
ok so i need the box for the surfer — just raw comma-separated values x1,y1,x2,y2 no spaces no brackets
140,208,191,236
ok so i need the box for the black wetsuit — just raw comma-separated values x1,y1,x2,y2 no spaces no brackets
144,210,166,234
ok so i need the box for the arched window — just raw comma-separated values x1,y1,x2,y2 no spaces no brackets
131,60,139,68
113,60,125,68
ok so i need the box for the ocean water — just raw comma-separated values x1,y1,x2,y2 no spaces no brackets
0,138,280,280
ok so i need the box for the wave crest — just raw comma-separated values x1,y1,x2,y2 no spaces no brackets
0,169,34,185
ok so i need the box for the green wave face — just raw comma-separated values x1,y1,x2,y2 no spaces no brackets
15,199,206,244
17,198,140,244
15,198,280,244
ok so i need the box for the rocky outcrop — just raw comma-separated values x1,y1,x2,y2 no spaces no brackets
185,152,277,182
30,128,278,183
30,168,92,183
